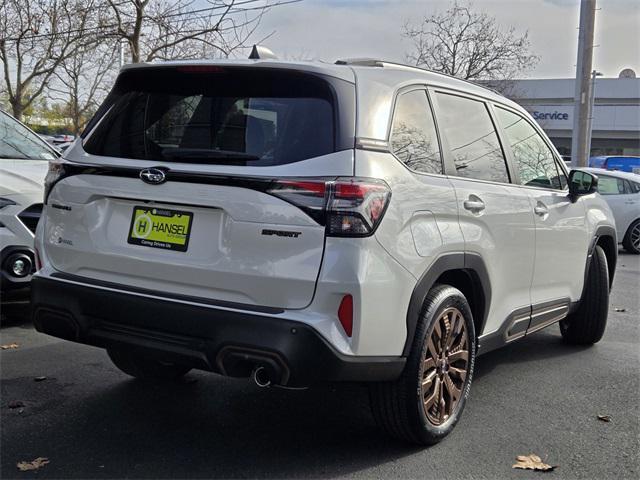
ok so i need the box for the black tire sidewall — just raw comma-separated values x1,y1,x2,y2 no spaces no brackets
405,285,477,444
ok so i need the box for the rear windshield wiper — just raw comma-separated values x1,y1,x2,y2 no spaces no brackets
161,148,261,162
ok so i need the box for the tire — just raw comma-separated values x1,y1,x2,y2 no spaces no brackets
107,348,191,380
560,245,609,345
369,284,476,445
622,219,640,254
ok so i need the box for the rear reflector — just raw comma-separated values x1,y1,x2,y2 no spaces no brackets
338,294,353,337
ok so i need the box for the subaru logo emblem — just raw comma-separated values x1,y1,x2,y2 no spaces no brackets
139,168,166,185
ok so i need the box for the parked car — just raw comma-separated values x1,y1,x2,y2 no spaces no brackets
52,134,75,145
0,110,58,297
589,155,640,174
582,168,640,254
32,56,617,445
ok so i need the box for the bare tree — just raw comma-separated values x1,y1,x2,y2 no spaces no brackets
403,1,539,83
0,0,94,120
51,42,118,134
103,0,290,63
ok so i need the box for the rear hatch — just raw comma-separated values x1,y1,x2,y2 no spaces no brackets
43,64,356,309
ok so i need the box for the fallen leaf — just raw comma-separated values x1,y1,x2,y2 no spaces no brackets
1,343,19,350
513,454,556,472
17,457,50,471
7,400,25,409
597,414,612,422
614,308,626,312
34,376,47,382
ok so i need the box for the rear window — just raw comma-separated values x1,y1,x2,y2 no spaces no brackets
84,67,352,166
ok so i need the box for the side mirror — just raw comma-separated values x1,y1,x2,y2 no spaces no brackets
568,170,598,201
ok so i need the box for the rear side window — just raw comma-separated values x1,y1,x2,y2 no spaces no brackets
495,107,566,190
434,93,509,183
626,180,640,194
390,90,442,174
83,68,350,166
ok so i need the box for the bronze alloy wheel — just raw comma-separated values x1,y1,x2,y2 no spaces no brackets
420,307,470,426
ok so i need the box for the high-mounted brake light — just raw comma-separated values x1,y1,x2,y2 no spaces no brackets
267,177,391,237
176,65,226,74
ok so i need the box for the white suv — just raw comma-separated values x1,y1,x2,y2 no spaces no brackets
32,57,617,445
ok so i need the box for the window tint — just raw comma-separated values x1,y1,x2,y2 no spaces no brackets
434,93,509,183
625,179,640,194
84,68,340,166
496,107,565,190
390,90,442,174
598,175,626,195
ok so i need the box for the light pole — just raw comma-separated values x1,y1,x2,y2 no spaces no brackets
571,0,597,168
585,70,603,160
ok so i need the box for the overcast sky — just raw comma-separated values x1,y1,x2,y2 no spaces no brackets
254,0,639,79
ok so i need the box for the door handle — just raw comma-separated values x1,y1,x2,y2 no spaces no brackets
534,203,549,216
463,198,485,212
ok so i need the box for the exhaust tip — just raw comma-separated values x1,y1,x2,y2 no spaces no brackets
252,366,271,388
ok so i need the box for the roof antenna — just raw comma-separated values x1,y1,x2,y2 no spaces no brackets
249,45,278,60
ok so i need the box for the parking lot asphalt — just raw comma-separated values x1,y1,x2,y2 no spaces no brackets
1,252,638,479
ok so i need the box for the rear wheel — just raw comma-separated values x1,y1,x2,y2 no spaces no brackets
560,245,609,344
107,348,191,380
369,285,476,445
622,219,640,254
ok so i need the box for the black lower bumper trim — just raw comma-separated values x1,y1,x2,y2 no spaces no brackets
31,276,405,386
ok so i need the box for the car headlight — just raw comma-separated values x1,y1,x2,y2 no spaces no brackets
0,197,17,209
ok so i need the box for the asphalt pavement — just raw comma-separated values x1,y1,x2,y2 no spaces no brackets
1,252,638,479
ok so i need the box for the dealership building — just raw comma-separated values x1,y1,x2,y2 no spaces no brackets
500,73,640,158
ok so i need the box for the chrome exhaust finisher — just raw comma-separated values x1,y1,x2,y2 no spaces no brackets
252,366,271,388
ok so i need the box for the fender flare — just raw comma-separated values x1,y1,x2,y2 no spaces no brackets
585,225,617,292
402,252,491,356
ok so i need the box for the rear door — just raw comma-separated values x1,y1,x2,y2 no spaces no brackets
431,91,536,338
43,66,356,310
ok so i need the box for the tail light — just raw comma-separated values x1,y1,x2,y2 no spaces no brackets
44,161,67,204
267,177,391,237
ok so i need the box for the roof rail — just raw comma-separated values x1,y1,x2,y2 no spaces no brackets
334,58,384,67
335,58,502,96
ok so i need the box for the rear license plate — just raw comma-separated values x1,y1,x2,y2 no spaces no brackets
128,206,193,252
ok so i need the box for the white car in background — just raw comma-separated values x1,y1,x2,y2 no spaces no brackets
0,110,58,297
583,167,640,254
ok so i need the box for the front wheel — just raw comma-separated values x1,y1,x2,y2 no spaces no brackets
560,245,610,344
369,284,476,445
107,348,192,380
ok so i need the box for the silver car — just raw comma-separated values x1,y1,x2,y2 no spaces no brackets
584,168,640,254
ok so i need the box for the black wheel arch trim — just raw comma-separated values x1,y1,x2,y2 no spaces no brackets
402,252,491,356
587,225,617,291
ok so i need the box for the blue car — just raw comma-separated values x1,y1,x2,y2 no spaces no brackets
589,155,640,174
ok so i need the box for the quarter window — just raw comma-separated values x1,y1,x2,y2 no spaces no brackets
390,90,442,174
434,93,509,183
496,107,566,190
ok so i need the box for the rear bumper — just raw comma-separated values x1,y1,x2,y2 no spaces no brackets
31,275,405,387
